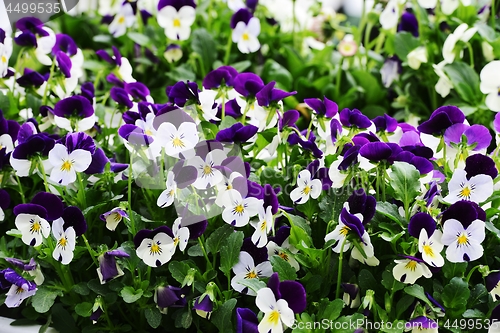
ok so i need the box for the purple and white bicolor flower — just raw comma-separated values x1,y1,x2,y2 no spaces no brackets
250,206,274,248
0,32,13,78
443,169,493,204
100,208,129,231
157,0,196,41
188,149,226,190
48,142,92,186
157,171,178,208
409,213,444,267
52,95,96,132
266,237,300,272
156,121,199,157
231,251,272,296
393,256,432,284
135,227,175,267
290,169,322,204
97,249,130,284
171,217,190,254
155,285,188,314
96,46,136,83
52,217,76,265
256,287,295,333
5,257,44,285
109,3,136,37
15,18,56,66
441,218,485,262
486,272,500,301
14,205,51,247
231,9,261,54
222,189,263,227
1,268,37,308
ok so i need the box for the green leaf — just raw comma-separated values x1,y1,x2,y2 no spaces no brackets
232,60,252,72
191,29,216,76
330,313,364,332
444,62,481,104
442,277,470,310
211,298,237,333
390,162,421,208
220,231,244,275
206,224,234,254
318,299,344,321
168,261,192,284
262,59,293,91
394,32,420,60
120,286,143,303
219,116,238,130
233,278,267,294
144,307,162,328
73,282,90,296
31,286,63,313
381,270,405,292
51,303,77,333
376,202,407,228
187,244,204,257
404,285,433,307
351,70,386,105
270,255,298,281
75,302,93,317
165,64,197,82
127,32,150,46
442,261,467,279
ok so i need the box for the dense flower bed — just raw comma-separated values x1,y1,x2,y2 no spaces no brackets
1,1,500,333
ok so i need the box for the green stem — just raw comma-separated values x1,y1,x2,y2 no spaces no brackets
42,61,56,106
466,42,475,68
224,35,232,65
81,234,99,267
14,174,26,203
127,154,136,236
465,265,481,283
335,237,348,299
334,63,343,100
77,172,87,208
491,0,496,29
198,237,213,270
38,157,50,193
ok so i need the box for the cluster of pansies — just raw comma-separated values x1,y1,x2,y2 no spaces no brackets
1,0,500,332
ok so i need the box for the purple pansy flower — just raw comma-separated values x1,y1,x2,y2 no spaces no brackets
97,249,130,284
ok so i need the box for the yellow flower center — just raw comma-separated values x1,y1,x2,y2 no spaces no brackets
203,165,212,176
260,220,267,231
267,310,280,326
245,270,258,279
173,237,179,246
60,160,73,172
113,212,122,222
58,237,68,248
278,251,289,261
169,189,175,197
226,183,232,190
118,16,125,24
460,187,471,198
234,204,245,214
423,245,434,257
30,219,41,233
150,243,162,255
405,260,418,271
172,137,185,148
302,186,311,195
145,129,153,136
16,287,24,294
242,32,250,41
173,18,181,27
1,55,6,63
457,233,469,245
340,225,350,236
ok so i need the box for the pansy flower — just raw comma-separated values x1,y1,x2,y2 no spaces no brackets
156,120,199,157
135,226,175,267
14,204,51,247
221,189,263,227
109,3,136,37
443,168,493,204
164,44,183,63
155,285,188,314
96,46,136,83
441,217,485,262
405,317,439,333
342,283,361,308
231,251,272,296
170,218,190,254
157,0,196,41
250,206,274,248
52,95,96,132
290,169,322,204
0,268,37,308
408,213,444,267
97,249,130,284
442,23,477,64
231,9,261,54
100,208,129,231
5,257,44,285
256,273,306,333
157,161,197,208
14,18,56,66
236,307,259,333
47,139,92,186
187,148,226,190
0,30,13,77
393,255,432,284
51,217,76,265
267,227,300,271
418,105,465,136
480,60,500,112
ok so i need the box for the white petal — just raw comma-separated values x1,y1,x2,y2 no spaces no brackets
441,219,464,245
290,187,306,203
48,144,69,167
485,94,500,112
277,299,295,327
69,149,92,172
232,251,255,274
255,261,273,277
467,220,486,243
178,6,196,24
157,6,176,28
309,179,322,199
256,287,277,312
468,175,493,203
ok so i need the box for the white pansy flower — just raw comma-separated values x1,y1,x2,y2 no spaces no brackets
15,214,51,247
109,3,136,37
231,251,272,296
256,288,295,333
157,5,196,41
290,170,322,204
52,218,76,265
48,144,92,186
250,206,274,248
442,23,477,64
221,189,263,227
136,232,175,267
419,229,444,267
232,17,261,54
407,46,428,70
441,219,485,262
393,258,432,284
156,121,199,157
443,169,493,204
